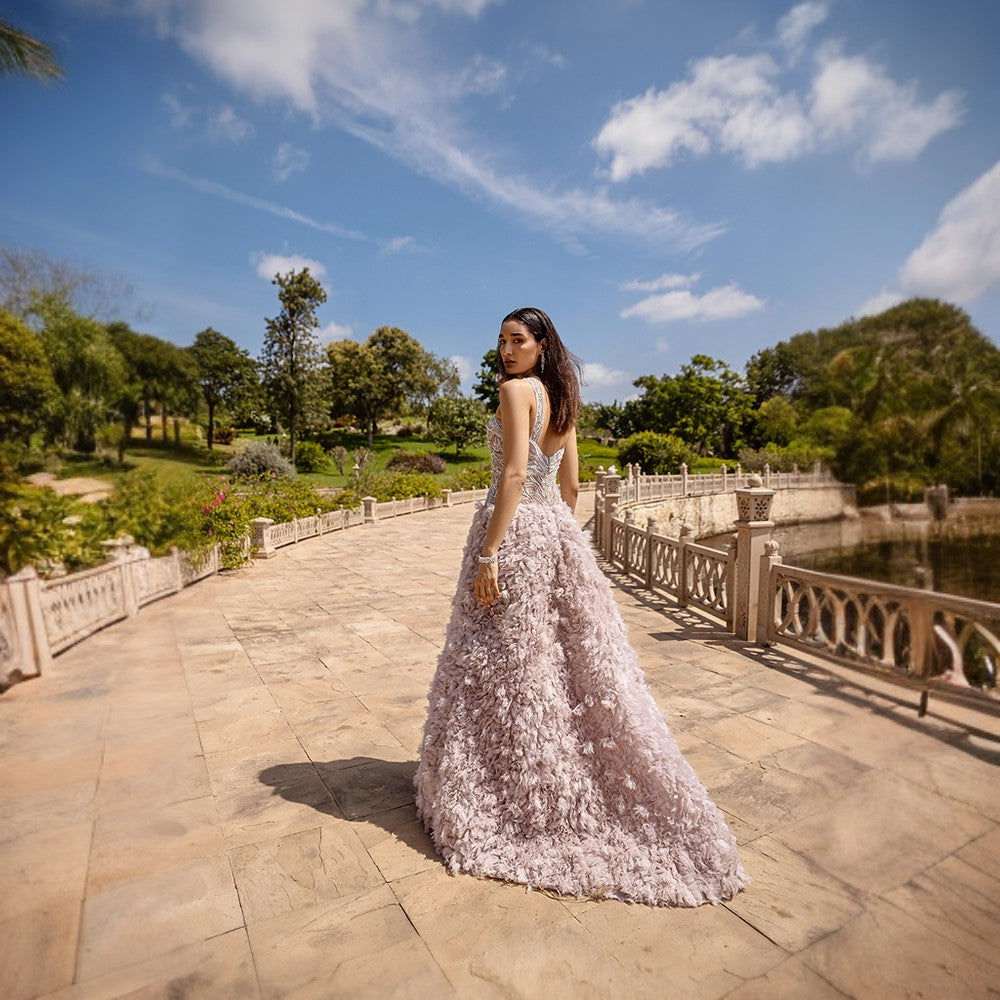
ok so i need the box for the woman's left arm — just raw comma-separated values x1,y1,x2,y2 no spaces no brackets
474,379,532,606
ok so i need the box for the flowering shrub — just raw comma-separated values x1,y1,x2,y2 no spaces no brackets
214,426,236,445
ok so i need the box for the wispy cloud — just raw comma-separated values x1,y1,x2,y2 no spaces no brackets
379,234,432,256
121,0,720,251
251,251,326,281
273,142,310,182
143,158,368,241
161,92,254,142
621,272,700,293
594,3,962,180
621,281,765,323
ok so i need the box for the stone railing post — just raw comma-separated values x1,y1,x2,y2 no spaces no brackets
645,517,658,589
441,488,452,507
362,496,378,524
316,507,325,536
721,464,728,492
726,534,738,628
736,463,742,484
763,462,772,488
251,517,276,558
169,546,183,594
906,594,934,681
678,525,694,607
602,472,621,557
680,462,689,496
594,466,606,492
5,567,51,679
733,475,776,641
756,539,782,643
623,509,636,574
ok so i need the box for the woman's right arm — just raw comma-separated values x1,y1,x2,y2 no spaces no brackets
558,427,580,513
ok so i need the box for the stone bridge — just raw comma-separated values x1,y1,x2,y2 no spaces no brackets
2,493,998,999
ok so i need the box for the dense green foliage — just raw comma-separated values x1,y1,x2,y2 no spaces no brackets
190,327,259,449
0,311,58,442
746,299,1000,495
616,431,695,474
473,348,501,411
428,394,488,455
327,326,455,447
290,439,329,473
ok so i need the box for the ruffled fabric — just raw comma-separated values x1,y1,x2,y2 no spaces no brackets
414,501,748,907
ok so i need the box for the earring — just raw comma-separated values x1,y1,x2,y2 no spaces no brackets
539,352,546,374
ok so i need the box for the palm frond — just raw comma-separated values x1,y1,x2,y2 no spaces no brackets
0,18,64,81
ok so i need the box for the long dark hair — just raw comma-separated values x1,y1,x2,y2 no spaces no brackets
500,307,582,435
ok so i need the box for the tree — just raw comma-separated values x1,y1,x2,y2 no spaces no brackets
190,328,258,449
473,349,501,412
327,326,439,446
0,18,63,82
0,310,58,443
107,323,196,447
34,296,125,452
260,268,328,466
428,395,488,455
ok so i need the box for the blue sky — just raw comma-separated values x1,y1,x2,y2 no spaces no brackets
3,0,1000,402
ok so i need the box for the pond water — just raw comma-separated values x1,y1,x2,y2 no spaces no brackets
794,535,1000,605
701,521,1000,604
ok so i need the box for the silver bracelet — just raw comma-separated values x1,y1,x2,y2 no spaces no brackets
478,554,499,565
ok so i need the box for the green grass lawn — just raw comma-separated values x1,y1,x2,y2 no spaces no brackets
48,426,701,493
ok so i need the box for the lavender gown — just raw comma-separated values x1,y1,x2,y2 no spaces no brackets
414,378,747,906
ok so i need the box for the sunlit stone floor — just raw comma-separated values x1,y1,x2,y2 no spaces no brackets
2,492,998,999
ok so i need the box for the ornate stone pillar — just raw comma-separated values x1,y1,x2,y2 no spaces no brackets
251,517,276,558
362,496,378,524
733,475,775,641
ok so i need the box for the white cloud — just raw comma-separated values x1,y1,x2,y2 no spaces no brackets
593,6,962,179
857,289,903,317
319,320,353,342
621,282,765,323
252,251,326,281
161,92,253,141
144,159,368,241
450,353,474,384
654,337,670,353
900,160,1000,302
379,234,431,255
208,105,254,142
810,44,963,162
273,142,310,182
118,0,717,251
621,272,700,293
776,1,830,61
582,361,630,386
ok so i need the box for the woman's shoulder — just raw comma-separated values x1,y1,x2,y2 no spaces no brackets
498,377,536,404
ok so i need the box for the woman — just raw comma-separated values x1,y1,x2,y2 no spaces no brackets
414,307,746,906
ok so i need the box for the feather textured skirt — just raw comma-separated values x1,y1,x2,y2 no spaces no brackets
414,502,748,907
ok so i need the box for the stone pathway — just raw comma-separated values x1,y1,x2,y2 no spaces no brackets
2,494,999,999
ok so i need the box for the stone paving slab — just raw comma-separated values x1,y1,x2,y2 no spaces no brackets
1,493,999,999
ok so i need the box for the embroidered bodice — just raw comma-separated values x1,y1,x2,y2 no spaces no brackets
485,377,564,507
